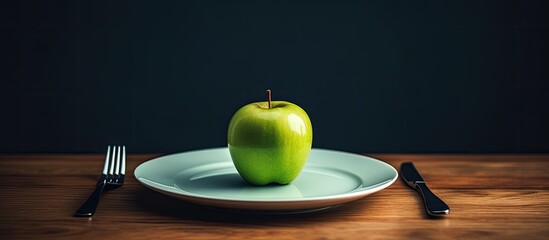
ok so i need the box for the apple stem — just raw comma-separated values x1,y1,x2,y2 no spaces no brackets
266,89,272,109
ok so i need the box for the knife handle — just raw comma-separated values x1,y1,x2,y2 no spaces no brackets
415,182,450,216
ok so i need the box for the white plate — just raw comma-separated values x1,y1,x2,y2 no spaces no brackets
134,148,398,213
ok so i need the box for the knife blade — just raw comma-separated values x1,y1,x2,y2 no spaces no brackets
400,162,450,216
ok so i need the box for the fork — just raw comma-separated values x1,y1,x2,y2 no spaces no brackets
74,145,126,217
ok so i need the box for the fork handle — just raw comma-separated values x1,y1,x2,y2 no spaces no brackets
74,182,106,217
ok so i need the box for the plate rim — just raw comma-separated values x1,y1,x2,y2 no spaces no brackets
134,147,398,209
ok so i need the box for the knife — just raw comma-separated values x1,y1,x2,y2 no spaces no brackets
400,162,450,216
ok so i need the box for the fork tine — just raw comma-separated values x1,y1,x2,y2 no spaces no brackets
112,146,119,176
121,146,126,175
115,146,121,175
109,146,117,176
102,146,111,175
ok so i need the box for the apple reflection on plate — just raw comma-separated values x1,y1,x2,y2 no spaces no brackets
238,184,303,199
174,164,303,199
227,89,313,186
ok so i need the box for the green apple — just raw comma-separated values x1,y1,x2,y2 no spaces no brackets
228,90,313,185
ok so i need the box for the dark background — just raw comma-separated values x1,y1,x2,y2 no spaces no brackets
1,0,548,153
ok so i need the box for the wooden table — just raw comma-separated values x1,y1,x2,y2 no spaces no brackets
1,153,548,239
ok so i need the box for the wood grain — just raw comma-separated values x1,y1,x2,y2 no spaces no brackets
1,153,548,240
